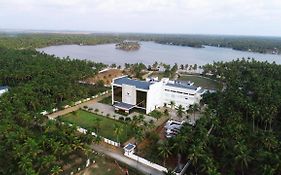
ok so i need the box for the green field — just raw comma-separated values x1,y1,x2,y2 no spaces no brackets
178,75,222,90
60,110,134,143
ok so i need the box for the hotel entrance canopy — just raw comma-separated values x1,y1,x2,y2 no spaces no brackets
113,102,135,111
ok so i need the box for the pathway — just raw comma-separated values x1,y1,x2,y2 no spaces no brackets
91,144,164,175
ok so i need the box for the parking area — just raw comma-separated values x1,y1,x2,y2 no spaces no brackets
154,108,203,140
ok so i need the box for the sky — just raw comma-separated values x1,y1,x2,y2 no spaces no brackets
0,0,281,36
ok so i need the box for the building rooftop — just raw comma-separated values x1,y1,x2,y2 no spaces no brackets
197,88,205,93
124,143,136,151
113,76,151,90
166,82,198,90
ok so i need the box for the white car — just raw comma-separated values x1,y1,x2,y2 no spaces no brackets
166,128,180,135
164,120,183,129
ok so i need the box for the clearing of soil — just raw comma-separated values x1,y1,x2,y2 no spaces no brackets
85,69,123,85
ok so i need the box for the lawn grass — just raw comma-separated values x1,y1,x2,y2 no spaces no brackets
60,110,134,143
178,75,222,90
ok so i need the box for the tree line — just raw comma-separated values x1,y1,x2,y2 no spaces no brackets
1,33,281,54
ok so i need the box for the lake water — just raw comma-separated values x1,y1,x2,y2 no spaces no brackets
37,41,281,65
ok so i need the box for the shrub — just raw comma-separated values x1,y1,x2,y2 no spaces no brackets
106,113,110,117
119,117,124,121
125,117,131,121
94,109,99,112
83,105,88,109
164,109,169,116
149,110,162,119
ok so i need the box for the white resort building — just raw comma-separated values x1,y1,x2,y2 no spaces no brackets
111,76,205,114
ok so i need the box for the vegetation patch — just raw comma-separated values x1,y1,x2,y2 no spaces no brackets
99,96,112,105
148,110,163,119
59,110,134,143
178,74,222,90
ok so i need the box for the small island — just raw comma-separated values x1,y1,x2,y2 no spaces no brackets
115,40,140,51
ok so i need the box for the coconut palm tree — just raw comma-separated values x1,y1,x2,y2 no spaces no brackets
172,135,187,170
114,124,123,143
95,118,102,134
39,155,56,173
158,140,172,166
234,142,252,175
50,165,63,175
187,143,204,174
188,103,200,122
134,127,144,144
94,135,103,144
169,101,175,109
176,105,185,118
18,156,33,174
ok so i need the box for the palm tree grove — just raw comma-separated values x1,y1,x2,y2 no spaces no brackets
1,1,281,175
1,34,281,175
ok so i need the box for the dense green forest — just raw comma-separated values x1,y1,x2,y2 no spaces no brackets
0,47,107,174
172,59,281,174
123,34,281,54
0,33,121,49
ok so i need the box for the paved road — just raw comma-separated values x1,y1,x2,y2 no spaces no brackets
91,144,164,175
47,93,111,119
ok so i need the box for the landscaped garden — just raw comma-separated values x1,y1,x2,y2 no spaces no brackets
59,110,134,143
178,74,222,90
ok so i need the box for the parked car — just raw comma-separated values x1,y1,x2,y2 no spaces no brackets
164,120,183,129
165,120,185,138
166,128,180,135
166,124,182,130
